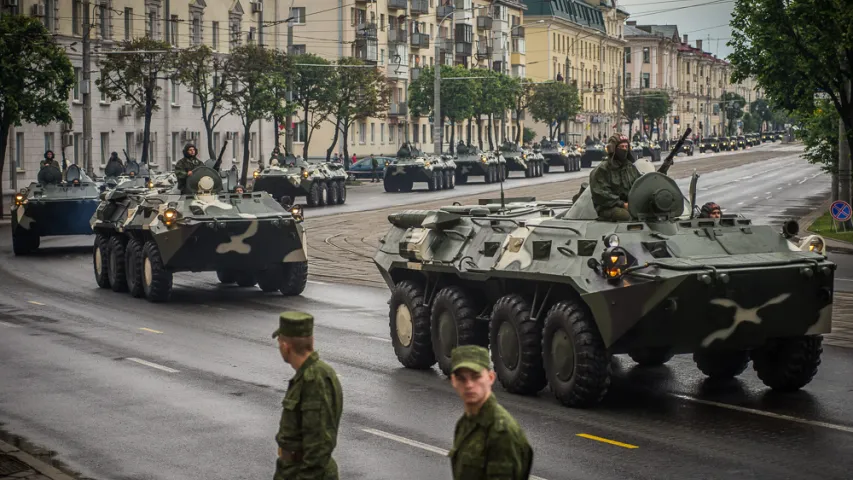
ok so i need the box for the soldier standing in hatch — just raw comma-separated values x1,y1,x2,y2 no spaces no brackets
273,311,343,480
589,134,640,222
174,144,203,192
448,345,533,480
42,150,60,169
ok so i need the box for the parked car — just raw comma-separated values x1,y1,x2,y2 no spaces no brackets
349,156,390,179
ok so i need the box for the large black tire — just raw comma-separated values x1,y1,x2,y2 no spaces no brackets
327,181,340,205
256,266,283,293
484,165,494,184
125,237,145,298
542,300,611,408
235,271,257,287
279,261,308,296
446,170,455,189
108,235,129,293
628,347,675,367
430,286,489,376
389,280,435,369
437,171,445,190
383,176,398,193
93,233,111,288
398,178,413,192
456,173,468,185
12,230,39,255
216,269,237,284
563,159,570,173
317,182,329,206
693,349,750,379
141,240,172,302
337,181,347,204
751,336,822,391
489,294,547,395
543,163,550,174
524,163,531,178
428,173,438,191
307,182,321,206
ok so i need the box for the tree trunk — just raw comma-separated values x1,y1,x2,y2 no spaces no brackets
141,96,154,165
477,117,483,150
0,119,9,220
487,114,494,150
449,118,456,154
326,118,340,162
467,117,472,146
240,122,252,186
514,111,521,144
273,116,279,151
342,122,351,170
302,98,311,160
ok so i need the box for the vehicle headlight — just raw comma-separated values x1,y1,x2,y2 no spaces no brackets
253,170,260,179
481,156,488,163
601,246,630,283
424,161,431,168
603,234,619,248
809,237,825,253
14,193,25,206
147,180,154,188
162,208,180,227
290,204,304,223
522,154,527,159
385,161,390,166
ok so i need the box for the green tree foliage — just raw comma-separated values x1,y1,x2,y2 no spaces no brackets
513,80,535,144
624,90,671,139
471,69,514,150
528,82,582,139
741,112,759,133
795,100,839,174
98,38,177,165
522,127,536,144
222,45,291,185
292,54,336,160
750,98,773,129
408,65,479,152
721,92,746,135
175,45,230,160
325,58,390,166
0,15,74,218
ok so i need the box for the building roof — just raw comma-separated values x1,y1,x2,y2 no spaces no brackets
624,24,653,37
523,0,607,33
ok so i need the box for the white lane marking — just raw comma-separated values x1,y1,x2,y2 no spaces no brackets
835,278,853,283
362,428,548,480
765,192,771,195
737,202,745,205
126,357,180,373
308,280,330,285
366,336,392,343
28,301,45,306
670,394,853,434
0,321,21,328
753,196,759,199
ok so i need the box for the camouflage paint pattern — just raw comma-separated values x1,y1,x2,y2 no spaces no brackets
451,146,505,179
384,152,456,185
254,159,347,203
11,164,100,237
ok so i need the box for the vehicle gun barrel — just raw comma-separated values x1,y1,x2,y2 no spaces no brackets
659,127,692,174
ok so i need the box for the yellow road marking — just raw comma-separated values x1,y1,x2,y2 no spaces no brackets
576,433,639,449
28,301,45,306
139,327,164,334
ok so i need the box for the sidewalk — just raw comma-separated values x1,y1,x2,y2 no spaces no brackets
0,439,76,480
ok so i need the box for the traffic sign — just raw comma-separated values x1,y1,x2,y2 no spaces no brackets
831,200,852,222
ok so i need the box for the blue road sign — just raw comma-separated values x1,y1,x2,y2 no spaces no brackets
831,200,852,222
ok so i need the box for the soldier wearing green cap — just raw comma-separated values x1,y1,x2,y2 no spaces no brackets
589,134,640,222
448,345,533,480
273,311,343,480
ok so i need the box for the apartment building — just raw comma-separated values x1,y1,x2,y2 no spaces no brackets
623,23,680,139
524,0,628,143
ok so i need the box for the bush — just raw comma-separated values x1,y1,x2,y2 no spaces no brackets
523,127,536,143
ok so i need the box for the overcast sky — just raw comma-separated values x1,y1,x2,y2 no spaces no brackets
618,0,736,59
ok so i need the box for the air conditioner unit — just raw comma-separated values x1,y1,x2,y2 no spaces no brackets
31,3,44,16
181,130,189,141
61,133,73,147
4,0,19,8
136,130,145,143
225,132,234,140
118,105,132,118
251,2,263,13
62,122,73,132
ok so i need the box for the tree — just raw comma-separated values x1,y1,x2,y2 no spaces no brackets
795,99,840,174
98,38,176,165
175,45,230,160
408,65,478,153
0,15,73,218
292,54,336,160
222,45,290,185
750,98,773,130
624,90,671,139
721,92,746,135
523,127,536,144
528,82,581,139
513,80,535,144
742,112,759,133
325,58,390,167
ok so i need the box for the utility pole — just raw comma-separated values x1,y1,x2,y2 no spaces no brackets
433,36,442,155
82,0,93,177
257,0,264,160
285,17,294,156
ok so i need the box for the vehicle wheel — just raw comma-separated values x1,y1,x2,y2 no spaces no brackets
751,335,822,391
430,286,489,376
256,266,284,293
437,171,446,190
235,271,257,287
564,159,571,173
446,170,455,189
542,299,611,407
428,174,438,191
693,349,750,379
628,347,674,367
327,181,340,205
484,165,494,184
536,162,543,177
317,182,329,206
543,163,550,174
399,178,414,192
688,151,694,156
489,294,547,395
125,237,146,298
389,280,435,369
93,233,111,288
279,261,308,296
524,164,531,178
307,182,321,206
12,230,38,255
141,240,172,303
337,181,347,204
108,235,128,293
456,173,468,185
216,269,237,284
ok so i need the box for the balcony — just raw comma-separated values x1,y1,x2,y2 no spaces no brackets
410,32,430,49
476,44,492,59
411,66,422,81
388,29,408,45
389,102,408,116
438,37,453,52
410,0,428,15
492,60,503,73
387,62,409,80
357,22,377,39
354,38,378,63
593,84,604,95
476,16,492,30
511,26,524,38
436,5,454,19
388,0,407,9
510,52,524,66
455,41,472,57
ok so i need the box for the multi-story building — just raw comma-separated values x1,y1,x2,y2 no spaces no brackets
623,23,680,139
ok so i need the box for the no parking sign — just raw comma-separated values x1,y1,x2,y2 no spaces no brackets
831,200,852,222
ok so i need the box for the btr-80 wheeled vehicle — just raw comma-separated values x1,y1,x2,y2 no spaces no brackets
253,156,347,207
11,163,101,255
499,142,544,178
384,143,456,192
90,164,308,302
539,139,580,173
374,169,834,408
452,142,506,184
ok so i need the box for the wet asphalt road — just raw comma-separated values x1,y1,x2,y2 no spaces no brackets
2,144,853,480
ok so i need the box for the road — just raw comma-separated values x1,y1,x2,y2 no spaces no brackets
2,143,853,479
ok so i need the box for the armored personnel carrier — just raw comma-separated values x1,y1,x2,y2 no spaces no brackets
374,170,834,408
11,163,100,255
253,155,347,207
452,142,505,184
90,164,308,302
539,139,580,173
499,141,544,178
384,143,456,192
640,140,662,162
580,142,606,168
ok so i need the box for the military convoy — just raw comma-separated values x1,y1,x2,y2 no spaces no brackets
253,156,347,207
452,143,505,184
383,143,456,192
374,166,834,408
11,163,101,255
539,139,581,173
499,142,545,178
90,164,308,302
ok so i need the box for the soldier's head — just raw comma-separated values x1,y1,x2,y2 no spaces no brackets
273,311,315,368
234,185,245,194
700,202,721,219
606,134,630,162
449,345,495,410
44,150,54,160
183,144,198,159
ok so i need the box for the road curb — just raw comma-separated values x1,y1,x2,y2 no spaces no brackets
796,197,853,255
0,439,76,480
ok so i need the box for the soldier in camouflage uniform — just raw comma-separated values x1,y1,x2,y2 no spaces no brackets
273,311,343,480
448,345,533,480
174,144,204,193
42,150,60,169
589,134,640,222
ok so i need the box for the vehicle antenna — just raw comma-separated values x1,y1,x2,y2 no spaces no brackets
499,156,506,212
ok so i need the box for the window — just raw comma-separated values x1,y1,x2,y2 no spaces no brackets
291,45,306,55
643,47,650,64
44,0,55,31
642,73,650,88
72,0,82,35
192,90,200,107
124,8,132,40
15,133,24,170
172,132,179,167
147,8,157,39
423,125,427,145
231,21,241,48
380,14,385,31
389,124,395,143
171,78,179,105
687,62,691,74
212,22,220,50
380,49,385,65
232,133,239,158
296,122,307,143
213,132,220,154
72,68,81,101
250,132,257,159
381,124,385,143
687,101,691,112
290,7,305,24
100,76,108,103
74,133,82,164
192,17,201,45
99,4,108,39
100,133,110,165
625,47,631,63
170,15,179,46
371,123,375,144
249,27,256,43
413,124,419,144
126,132,134,159
359,121,366,144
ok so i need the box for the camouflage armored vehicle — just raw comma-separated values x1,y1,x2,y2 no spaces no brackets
580,141,605,168
539,139,580,173
640,140,662,162
384,142,456,192
499,141,544,178
374,169,834,408
452,142,506,184
253,155,347,207
11,163,100,255
90,164,308,302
